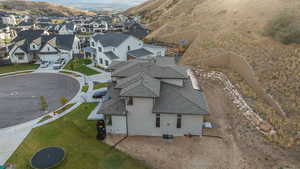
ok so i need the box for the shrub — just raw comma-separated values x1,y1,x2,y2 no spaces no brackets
60,96,69,106
264,10,300,44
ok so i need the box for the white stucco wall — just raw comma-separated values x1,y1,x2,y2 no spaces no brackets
106,116,127,134
123,97,204,136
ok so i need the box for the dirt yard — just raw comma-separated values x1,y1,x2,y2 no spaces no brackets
105,79,300,169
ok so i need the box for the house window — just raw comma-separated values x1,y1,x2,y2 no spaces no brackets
177,114,182,128
32,44,36,49
156,114,160,128
157,51,162,56
47,47,50,51
105,60,109,66
91,42,95,47
100,58,103,64
105,115,112,126
98,47,102,52
127,97,133,105
128,46,131,51
18,56,24,60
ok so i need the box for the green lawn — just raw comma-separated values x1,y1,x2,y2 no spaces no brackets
64,59,100,76
7,102,150,169
54,103,76,114
0,64,39,74
59,71,82,77
38,115,52,123
82,85,89,92
94,82,108,90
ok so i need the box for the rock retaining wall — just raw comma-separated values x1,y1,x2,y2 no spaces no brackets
193,69,276,136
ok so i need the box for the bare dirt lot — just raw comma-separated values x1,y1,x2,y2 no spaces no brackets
105,79,300,169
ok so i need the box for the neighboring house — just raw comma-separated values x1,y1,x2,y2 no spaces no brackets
17,20,35,30
125,22,151,39
78,20,109,33
9,30,80,63
88,32,144,68
1,15,17,25
88,32,165,68
48,24,76,35
97,58,209,136
0,24,11,40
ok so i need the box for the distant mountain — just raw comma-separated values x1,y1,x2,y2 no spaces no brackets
30,0,147,10
0,0,95,16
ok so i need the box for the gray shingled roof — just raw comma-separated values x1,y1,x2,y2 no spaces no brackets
97,84,126,115
119,73,161,98
92,32,131,47
108,59,149,71
156,56,176,66
153,79,209,115
127,48,153,58
112,61,188,79
104,51,119,60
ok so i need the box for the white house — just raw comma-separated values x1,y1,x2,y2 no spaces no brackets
9,30,80,63
47,24,76,35
88,32,165,68
1,15,16,25
97,58,209,136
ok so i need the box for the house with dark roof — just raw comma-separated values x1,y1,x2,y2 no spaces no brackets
88,32,165,68
97,57,209,136
9,30,80,63
17,20,35,30
124,22,150,39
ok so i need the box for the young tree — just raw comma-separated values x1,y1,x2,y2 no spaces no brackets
39,96,48,111
60,96,69,106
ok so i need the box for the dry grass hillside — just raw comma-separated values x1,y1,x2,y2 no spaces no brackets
0,0,94,16
128,0,300,146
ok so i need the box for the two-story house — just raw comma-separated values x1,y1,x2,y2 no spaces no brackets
97,58,209,136
89,32,166,68
9,30,80,63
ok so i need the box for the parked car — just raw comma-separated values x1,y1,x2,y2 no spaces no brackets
52,60,63,70
92,90,108,99
40,61,50,68
58,58,66,65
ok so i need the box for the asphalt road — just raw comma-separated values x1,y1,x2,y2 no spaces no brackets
0,73,80,128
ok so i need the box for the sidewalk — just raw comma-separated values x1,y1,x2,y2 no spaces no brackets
0,118,40,165
0,66,111,165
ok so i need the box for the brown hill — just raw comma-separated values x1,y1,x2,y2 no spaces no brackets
0,0,94,16
128,0,300,145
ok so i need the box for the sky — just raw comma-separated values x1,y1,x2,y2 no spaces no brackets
31,0,148,10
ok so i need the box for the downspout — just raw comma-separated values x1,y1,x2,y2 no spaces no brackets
112,110,129,148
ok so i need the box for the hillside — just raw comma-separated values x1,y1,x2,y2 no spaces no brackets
0,0,94,16
128,0,300,146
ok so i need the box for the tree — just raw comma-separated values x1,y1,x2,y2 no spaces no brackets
60,96,69,106
39,96,48,111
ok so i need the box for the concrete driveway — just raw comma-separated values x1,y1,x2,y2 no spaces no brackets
0,73,80,128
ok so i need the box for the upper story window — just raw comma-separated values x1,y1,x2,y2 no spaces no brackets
128,46,131,51
32,44,36,49
156,114,160,128
91,42,95,47
127,97,133,105
47,47,50,51
98,47,102,52
177,114,182,128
